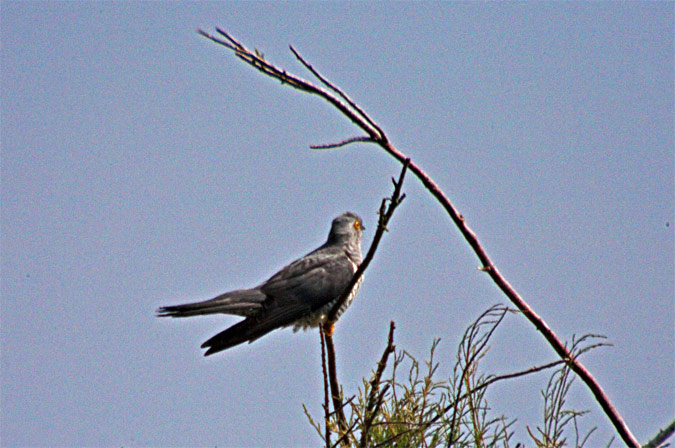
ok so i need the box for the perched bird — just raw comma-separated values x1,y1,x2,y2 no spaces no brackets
157,212,364,356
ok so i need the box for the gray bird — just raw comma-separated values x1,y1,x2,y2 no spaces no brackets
157,212,364,356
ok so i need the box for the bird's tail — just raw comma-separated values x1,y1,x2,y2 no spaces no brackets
199,301,305,355
199,318,267,355
156,289,266,318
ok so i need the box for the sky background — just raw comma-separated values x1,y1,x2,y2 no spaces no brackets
2,2,673,447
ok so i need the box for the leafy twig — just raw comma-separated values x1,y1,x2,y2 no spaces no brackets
643,418,675,448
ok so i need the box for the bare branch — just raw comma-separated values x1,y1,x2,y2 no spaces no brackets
321,329,350,446
289,45,387,142
199,28,382,140
319,330,331,448
471,360,566,399
311,136,374,150
359,322,396,448
320,160,407,446
201,30,640,447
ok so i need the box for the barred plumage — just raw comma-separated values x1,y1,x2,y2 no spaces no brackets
292,258,363,331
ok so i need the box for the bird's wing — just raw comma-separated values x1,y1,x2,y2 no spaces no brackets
200,250,357,356
225,250,353,332
261,249,355,310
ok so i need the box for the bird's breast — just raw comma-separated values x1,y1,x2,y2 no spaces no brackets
291,257,362,332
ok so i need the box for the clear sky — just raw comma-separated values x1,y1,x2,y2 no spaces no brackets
2,2,673,447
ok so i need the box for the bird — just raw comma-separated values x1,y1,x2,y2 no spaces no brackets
157,212,364,356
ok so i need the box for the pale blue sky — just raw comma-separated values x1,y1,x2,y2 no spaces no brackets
2,2,673,447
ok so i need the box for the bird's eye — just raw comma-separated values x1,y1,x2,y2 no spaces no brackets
353,220,362,230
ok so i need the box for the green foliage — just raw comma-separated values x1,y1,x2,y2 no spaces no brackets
529,334,610,448
305,305,607,447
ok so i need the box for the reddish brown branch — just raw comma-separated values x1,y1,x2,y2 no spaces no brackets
359,321,396,448
310,136,374,150
200,30,640,448
289,45,387,142
321,329,350,446
319,331,331,448
380,139,640,447
199,28,382,141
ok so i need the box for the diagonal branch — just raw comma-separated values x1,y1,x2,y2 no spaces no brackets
289,45,387,142
199,28,382,141
200,30,640,448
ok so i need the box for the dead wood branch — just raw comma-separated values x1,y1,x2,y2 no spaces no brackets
200,29,640,448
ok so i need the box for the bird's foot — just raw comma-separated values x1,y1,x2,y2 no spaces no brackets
322,323,335,337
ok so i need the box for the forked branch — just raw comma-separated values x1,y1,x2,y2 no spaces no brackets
320,160,408,445
200,29,640,448
327,158,408,327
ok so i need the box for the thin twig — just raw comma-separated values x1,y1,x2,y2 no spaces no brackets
463,360,566,402
359,322,396,448
200,30,640,447
320,330,331,448
200,28,382,140
329,420,360,448
449,305,510,438
372,359,565,448
327,395,357,418
643,418,675,448
311,136,374,150
289,45,387,142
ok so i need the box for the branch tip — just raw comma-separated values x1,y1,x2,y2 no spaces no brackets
310,136,373,150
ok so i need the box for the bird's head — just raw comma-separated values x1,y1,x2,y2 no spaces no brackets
327,212,364,247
